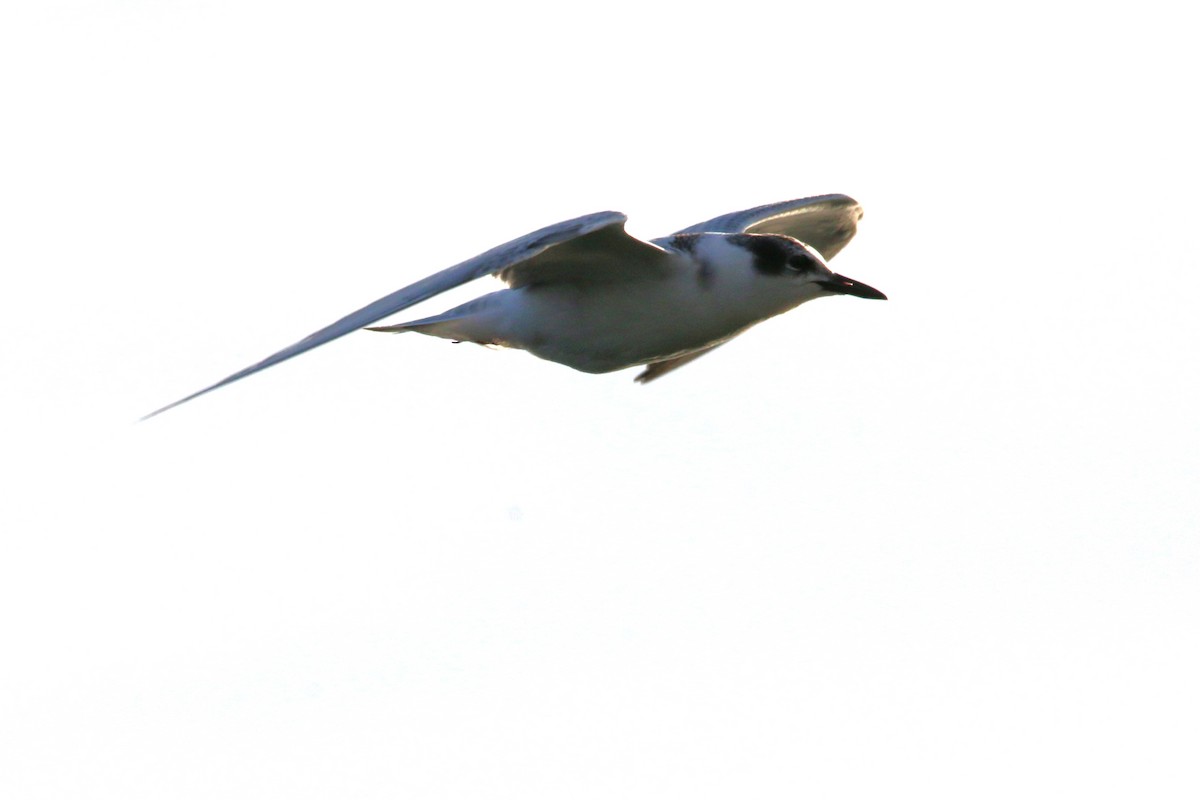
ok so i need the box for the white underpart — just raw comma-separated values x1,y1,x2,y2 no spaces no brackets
402,235,831,373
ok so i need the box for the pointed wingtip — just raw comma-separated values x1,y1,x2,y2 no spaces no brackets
138,389,207,422
139,369,253,421
138,405,174,423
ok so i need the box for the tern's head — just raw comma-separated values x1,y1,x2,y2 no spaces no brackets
731,233,887,301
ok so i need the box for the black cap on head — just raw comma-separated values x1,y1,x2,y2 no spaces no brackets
735,234,824,276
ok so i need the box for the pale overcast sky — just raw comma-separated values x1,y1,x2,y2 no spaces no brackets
3,1,1197,798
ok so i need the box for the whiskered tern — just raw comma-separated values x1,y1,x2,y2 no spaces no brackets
143,194,884,419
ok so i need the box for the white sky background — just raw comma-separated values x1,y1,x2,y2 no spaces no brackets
2,1,1197,797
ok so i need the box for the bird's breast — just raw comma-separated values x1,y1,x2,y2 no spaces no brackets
499,270,774,373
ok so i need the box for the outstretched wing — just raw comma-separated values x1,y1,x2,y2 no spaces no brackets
670,194,863,260
142,210,637,419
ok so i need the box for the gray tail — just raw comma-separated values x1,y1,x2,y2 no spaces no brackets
365,305,478,334
365,315,448,334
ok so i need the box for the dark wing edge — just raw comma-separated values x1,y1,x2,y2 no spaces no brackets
140,210,626,420
671,194,863,260
633,342,725,384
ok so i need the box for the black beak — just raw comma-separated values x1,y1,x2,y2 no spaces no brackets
817,273,887,300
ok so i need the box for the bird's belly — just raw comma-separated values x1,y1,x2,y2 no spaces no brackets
502,284,740,373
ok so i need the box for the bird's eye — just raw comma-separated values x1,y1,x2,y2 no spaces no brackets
785,256,808,272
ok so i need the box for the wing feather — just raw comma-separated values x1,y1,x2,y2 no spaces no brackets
670,194,863,259
142,211,626,419
633,343,725,384
500,222,673,287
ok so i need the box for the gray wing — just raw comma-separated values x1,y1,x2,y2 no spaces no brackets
670,194,863,260
634,343,725,384
142,210,639,419
500,220,674,287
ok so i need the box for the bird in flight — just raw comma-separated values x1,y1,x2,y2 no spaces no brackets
143,194,885,419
